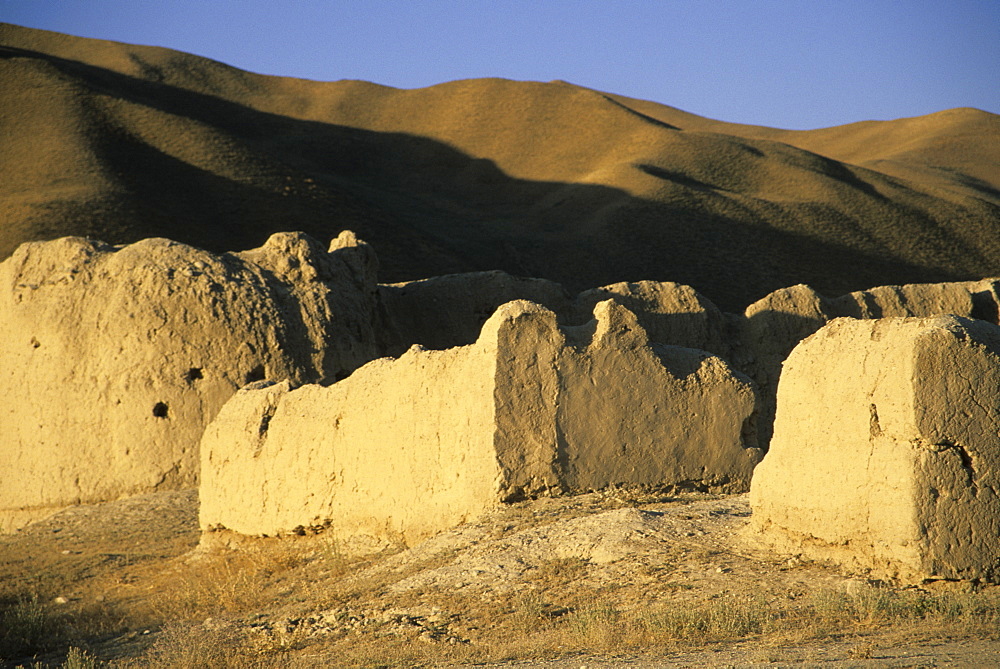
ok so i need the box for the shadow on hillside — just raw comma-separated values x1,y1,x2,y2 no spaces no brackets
0,45,981,310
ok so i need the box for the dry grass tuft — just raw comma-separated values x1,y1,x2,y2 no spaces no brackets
132,537,371,625
808,584,1000,637
0,594,130,663
557,593,776,651
0,594,52,659
119,621,293,669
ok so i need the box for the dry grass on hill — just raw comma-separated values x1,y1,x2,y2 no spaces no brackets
2,23,999,310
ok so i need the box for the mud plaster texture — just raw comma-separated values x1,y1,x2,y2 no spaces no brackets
200,299,761,545
0,230,378,532
750,315,1000,583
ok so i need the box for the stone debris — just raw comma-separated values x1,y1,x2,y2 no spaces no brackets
243,607,470,646
205,493,768,652
749,315,1000,583
389,507,675,594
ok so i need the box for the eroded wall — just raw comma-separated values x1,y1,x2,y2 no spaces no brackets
0,231,378,531
200,299,761,546
750,316,1000,582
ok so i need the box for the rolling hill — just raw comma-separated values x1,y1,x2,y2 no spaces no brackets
2,23,998,310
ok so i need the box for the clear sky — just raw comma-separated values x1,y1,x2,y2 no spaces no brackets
2,0,998,130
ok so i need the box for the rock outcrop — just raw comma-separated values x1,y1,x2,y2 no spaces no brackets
749,316,1000,583
200,300,761,546
0,231,378,532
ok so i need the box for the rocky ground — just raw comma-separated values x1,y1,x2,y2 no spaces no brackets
2,489,999,668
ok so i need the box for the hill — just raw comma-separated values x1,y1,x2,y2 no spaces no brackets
2,23,998,310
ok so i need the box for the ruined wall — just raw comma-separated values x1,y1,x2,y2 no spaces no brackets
8,222,999,538
376,270,571,357
571,280,729,358
200,300,761,546
378,276,730,358
749,316,1000,583
556,300,757,492
200,345,502,545
0,231,378,531
736,279,1000,446
238,230,381,382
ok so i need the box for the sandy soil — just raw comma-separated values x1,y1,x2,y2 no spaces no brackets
3,489,999,667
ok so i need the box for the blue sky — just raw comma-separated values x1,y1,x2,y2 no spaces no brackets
3,0,998,130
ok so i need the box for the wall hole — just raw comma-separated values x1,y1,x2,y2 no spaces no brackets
259,411,273,436
185,367,203,382
971,291,1000,324
30,337,41,348
245,365,266,384
153,402,169,418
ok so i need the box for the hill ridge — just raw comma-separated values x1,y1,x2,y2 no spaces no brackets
1,22,998,309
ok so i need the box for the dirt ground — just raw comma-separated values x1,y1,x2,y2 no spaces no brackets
2,488,999,667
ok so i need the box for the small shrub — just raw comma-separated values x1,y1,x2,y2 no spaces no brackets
566,605,623,649
0,594,52,659
507,590,551,634
63,646,100,669
128,622,278,669
640,595,775,641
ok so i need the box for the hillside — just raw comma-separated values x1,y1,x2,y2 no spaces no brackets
2,23,999,310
